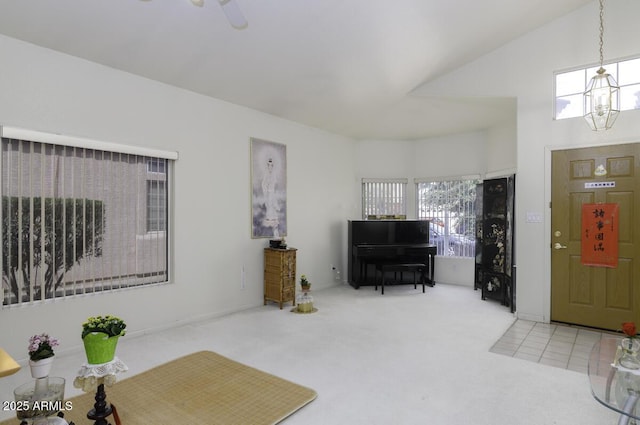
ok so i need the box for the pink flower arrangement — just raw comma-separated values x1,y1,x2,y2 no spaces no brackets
28,333,59,361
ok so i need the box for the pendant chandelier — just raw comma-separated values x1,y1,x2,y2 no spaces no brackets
583,0,619,131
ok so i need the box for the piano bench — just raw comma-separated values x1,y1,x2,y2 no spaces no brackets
375,263,427,295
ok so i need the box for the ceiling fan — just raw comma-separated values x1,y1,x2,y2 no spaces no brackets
140,0,248,30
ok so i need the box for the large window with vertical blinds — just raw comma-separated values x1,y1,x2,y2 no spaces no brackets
416,177,478,257
1,127,177,307
361,178,407,219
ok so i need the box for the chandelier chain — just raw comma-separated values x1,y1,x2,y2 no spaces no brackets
598,0,604,67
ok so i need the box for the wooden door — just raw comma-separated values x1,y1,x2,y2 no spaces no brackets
551,143,640,331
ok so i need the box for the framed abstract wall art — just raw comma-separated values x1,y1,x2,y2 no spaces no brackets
250,138,287,238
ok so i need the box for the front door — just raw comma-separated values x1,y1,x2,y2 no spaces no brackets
551,143,640,331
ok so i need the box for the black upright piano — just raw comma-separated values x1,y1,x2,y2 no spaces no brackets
348,220,436,289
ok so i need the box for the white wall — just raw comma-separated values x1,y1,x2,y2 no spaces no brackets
413,0,640,321
0,34,357,359
486,120,517,176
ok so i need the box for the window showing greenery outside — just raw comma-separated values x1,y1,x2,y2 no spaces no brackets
416,179,478,258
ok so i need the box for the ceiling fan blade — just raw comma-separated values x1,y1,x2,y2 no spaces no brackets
143,0,247,30
218,0,248,30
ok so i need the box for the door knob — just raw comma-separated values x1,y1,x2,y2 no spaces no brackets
554,242,568,250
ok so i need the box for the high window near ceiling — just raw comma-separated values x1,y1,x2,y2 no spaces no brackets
1,127,177,307
416,178,478,258
555,56,640,120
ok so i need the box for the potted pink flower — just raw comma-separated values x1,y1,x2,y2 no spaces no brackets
28,333,59,378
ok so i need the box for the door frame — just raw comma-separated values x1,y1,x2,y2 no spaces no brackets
543,139,640,325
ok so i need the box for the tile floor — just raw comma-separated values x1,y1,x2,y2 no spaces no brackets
490,319,619,373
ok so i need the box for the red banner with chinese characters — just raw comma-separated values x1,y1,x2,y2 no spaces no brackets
581,203,619,268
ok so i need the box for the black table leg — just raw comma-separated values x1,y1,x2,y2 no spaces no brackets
87,383,112,425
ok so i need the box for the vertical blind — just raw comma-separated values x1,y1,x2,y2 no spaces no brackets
362,179,408,218
1,130,175,306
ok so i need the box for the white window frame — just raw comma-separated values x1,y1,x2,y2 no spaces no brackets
554,55,640,120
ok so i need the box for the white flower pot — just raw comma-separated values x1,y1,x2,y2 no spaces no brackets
29,356,54,378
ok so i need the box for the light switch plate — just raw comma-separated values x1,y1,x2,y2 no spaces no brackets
526,212,543,223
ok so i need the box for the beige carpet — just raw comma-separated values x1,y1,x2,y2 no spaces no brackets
1,351,317,425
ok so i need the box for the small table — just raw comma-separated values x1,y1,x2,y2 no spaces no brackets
588,336,640,425
73,357,128,425
292,289,317,314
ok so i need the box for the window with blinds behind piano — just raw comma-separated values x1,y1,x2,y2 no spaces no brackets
416,178,478,258
361,179,407,219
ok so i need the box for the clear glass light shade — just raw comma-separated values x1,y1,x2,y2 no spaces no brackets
584,67,620,131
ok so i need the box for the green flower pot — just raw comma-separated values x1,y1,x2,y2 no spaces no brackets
82,332,119,364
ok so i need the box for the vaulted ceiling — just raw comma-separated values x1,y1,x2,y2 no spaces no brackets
0,0,591,140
